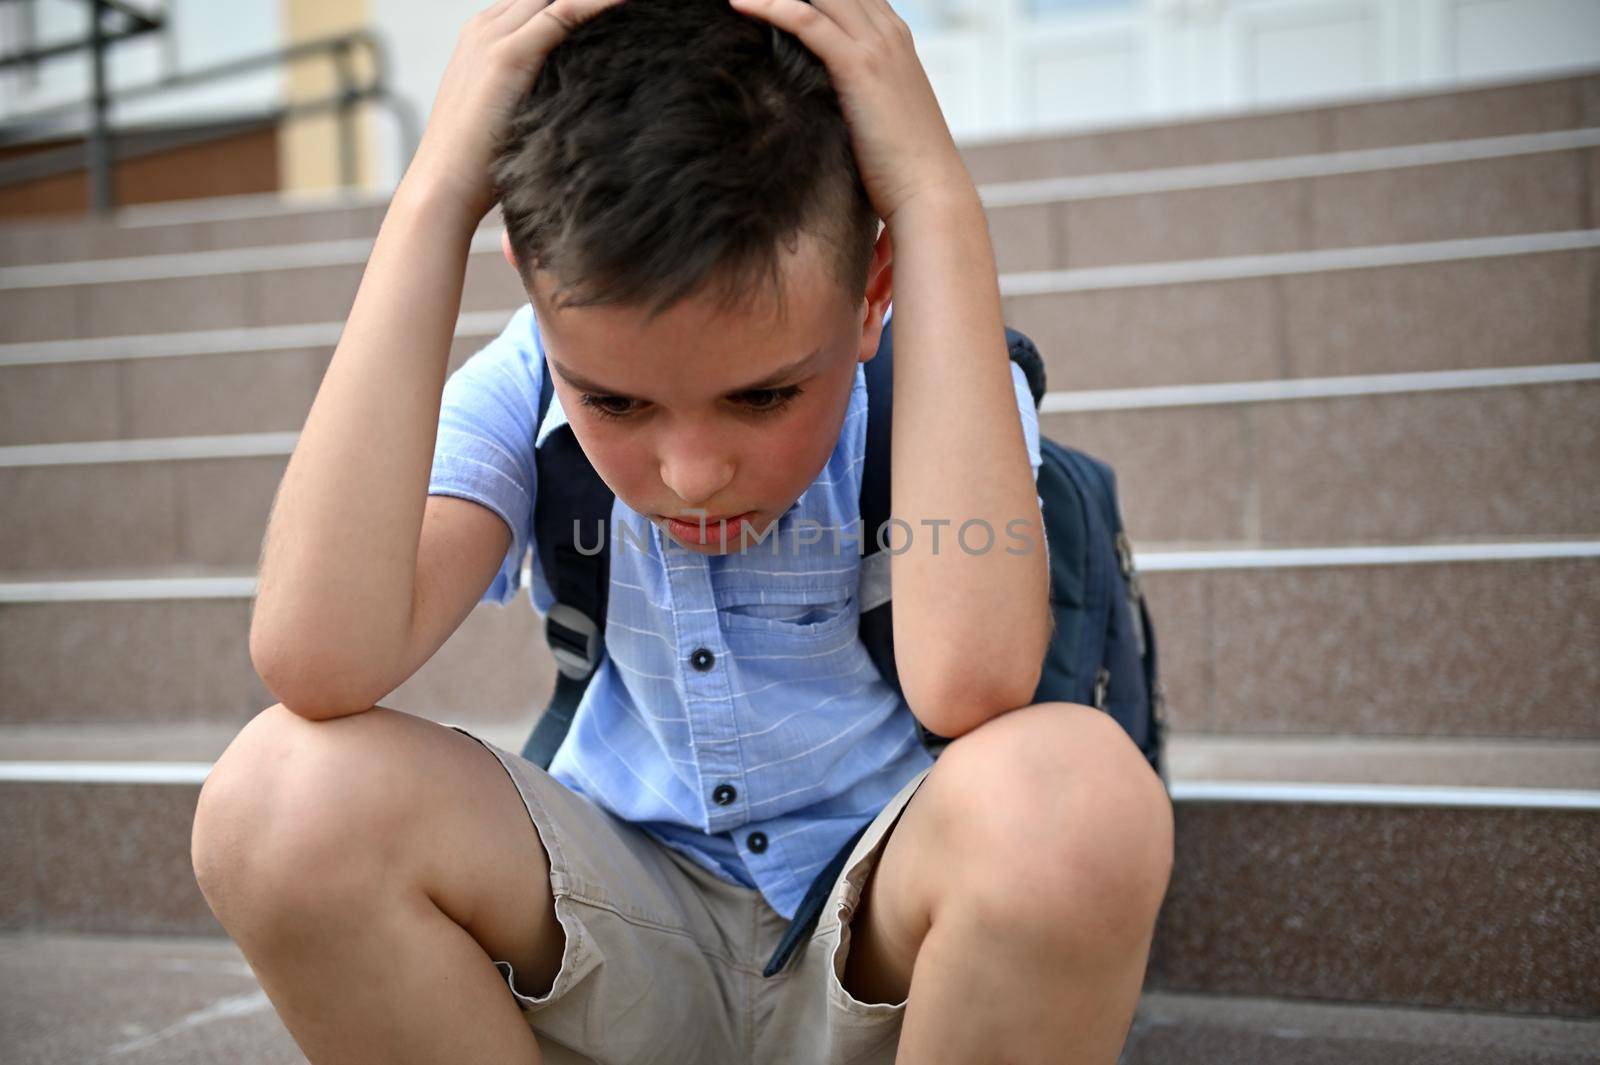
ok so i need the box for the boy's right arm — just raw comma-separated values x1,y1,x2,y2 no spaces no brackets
249,0,624,721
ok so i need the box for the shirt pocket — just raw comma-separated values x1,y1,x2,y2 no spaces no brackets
714,584,858,643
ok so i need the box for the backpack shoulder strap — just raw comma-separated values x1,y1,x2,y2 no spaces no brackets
522,350,616,769
857,316,901,690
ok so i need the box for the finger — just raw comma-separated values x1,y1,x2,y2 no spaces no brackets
728,0,857,58
498,0,627,60
853,0,911,38
492,0,560,31
477,0,519,19
820,0,916,46
800,0,874,39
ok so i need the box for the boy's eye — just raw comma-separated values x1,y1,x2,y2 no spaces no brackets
578,385,804,422
578,394,636,420
739,386,804,411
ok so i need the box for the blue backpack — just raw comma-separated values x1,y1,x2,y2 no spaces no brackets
522,318,1166,977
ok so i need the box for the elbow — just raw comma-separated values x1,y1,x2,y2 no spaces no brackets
263,689,375,724
256,665,384,722
897,596,1051,741
907,659,1043,742
249,627,387,722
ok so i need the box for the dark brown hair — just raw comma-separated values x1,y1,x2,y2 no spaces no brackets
492,0,881,324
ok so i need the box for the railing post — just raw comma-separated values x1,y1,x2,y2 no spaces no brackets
332,38,358,189
85,0,114,213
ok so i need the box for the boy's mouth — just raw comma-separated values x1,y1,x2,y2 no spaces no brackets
657,511,755,546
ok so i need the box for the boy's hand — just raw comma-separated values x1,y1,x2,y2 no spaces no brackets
727,0,974,229
404,0,627,227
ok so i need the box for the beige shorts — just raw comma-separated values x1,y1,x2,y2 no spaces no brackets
443,723,935,1065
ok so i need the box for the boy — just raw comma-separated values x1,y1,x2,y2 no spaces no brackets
192,1,1175,1062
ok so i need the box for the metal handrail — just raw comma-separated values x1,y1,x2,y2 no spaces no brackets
0,0,161,71
0,2,417,213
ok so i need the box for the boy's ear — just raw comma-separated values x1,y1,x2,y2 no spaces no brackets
501,229,518,271
856,226,893,365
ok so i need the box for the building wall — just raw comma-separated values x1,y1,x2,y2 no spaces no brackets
0,122,279,217
361,0,1600,191
364,0,477,191
278,0,373,194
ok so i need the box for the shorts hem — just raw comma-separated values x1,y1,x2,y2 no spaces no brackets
492,892,603,1014
442,723,595,900
443,723,608,1014
819,764,932,1019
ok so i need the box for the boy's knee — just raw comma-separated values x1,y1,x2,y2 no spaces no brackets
192,704,396,918
934,702,1173,949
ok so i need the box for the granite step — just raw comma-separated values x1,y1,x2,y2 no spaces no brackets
961,68,1600,184
1,68,1592,267
3,232,1594,447
0,229,521,344
1,727,1594,1016
2,131,1594,342
1118,990,1600,1065
983,128,1599,273
2,547,1596,737
0,931,308,1065
3,933,1598,1065
0,571,553,732
1044,375,1600,548
0,194,392,269
1141,547,1600,739
3,373,1595,574
1004,233,1599,393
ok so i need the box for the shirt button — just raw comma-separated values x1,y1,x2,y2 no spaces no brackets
712,784,737,806
690,647,716,671
747,831,768,854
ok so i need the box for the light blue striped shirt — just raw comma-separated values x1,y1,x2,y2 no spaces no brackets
428,304,1044,920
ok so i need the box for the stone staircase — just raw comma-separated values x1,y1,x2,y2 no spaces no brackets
2,67,1598,1063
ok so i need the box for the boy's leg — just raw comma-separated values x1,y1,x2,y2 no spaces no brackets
841,701,1174,1065
191,703,564,1065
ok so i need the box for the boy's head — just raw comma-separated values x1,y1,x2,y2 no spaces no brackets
493,0,895,555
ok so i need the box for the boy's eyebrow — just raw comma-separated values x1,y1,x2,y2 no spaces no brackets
547,347,824,399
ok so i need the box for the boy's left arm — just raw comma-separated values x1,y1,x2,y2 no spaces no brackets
730,0,1053,739
883,196,1053,738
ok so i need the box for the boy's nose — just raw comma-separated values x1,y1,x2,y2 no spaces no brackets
659,454,737,513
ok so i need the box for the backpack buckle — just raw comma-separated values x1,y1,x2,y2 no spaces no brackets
1092,667,1111,711
1116,531,1148,658
545,602,602,680
1115,530,1136,578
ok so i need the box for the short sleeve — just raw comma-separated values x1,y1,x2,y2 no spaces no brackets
1009,361,1043,491
1009,360,1050,566
428,306,543,607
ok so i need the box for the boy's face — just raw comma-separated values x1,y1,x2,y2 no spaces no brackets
517,227,893,555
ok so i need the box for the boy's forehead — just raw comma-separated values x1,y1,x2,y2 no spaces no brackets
528,230,849,325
